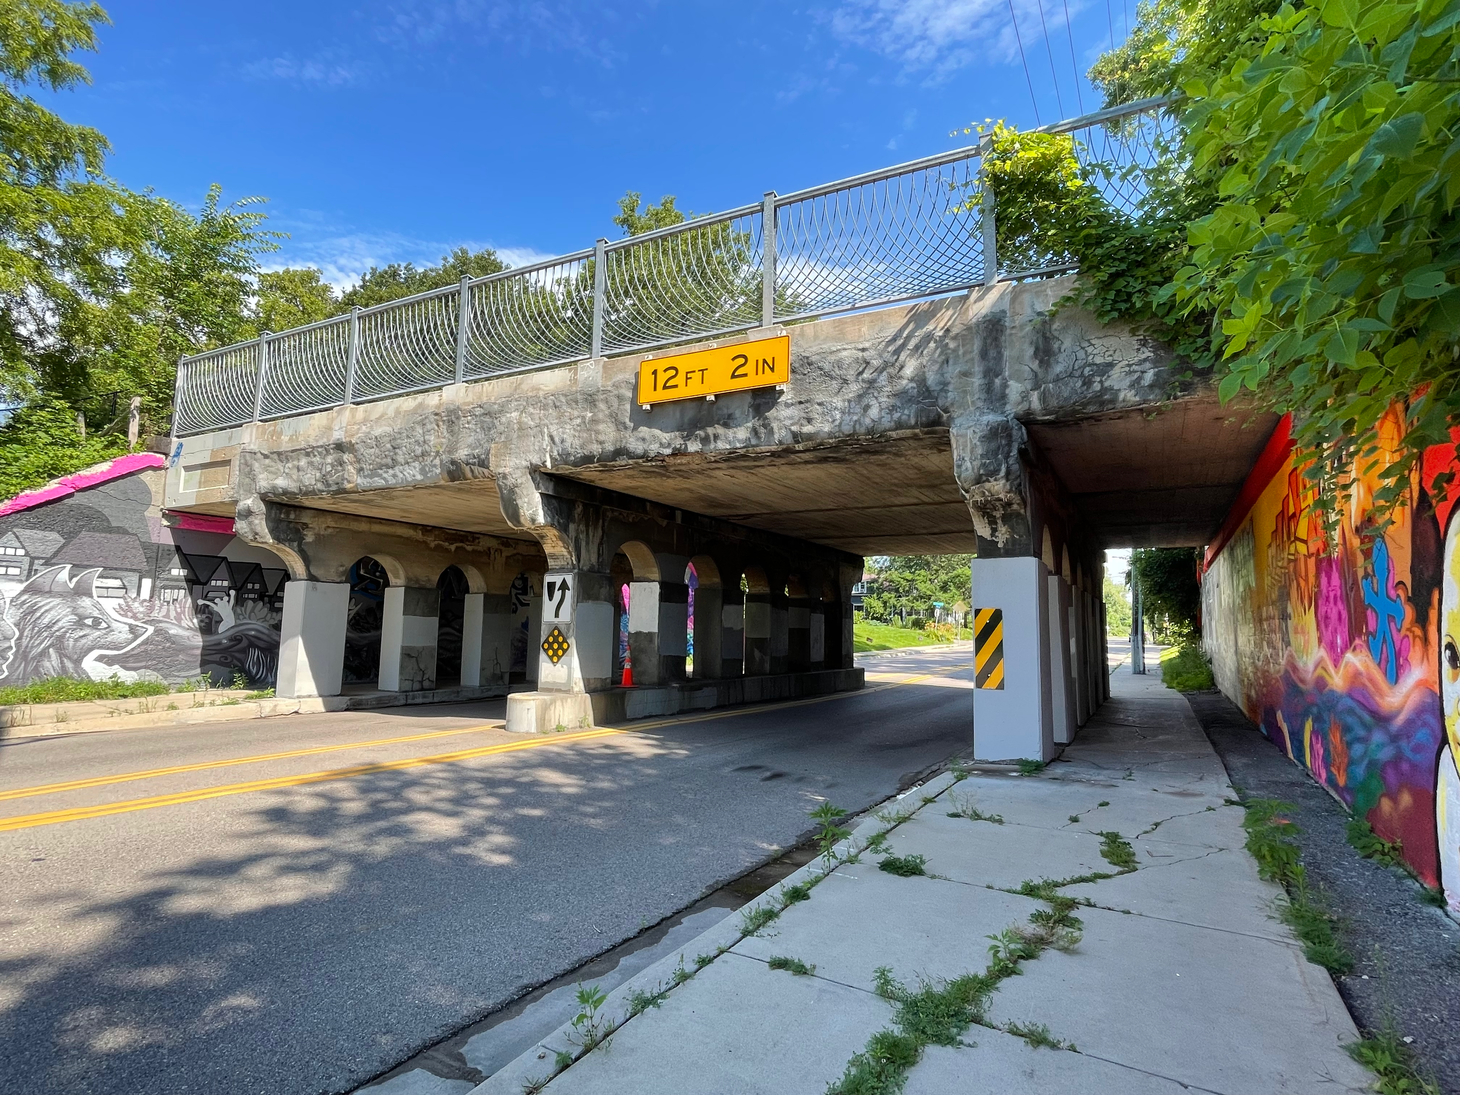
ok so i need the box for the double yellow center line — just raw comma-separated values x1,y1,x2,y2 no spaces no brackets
0,662,971,834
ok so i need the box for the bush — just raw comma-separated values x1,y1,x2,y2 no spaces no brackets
924,622,955,643
1160,645,1215,692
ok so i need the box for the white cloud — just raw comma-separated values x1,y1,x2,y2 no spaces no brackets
242,50,361,87
829,0,1086,79
264,230,558,292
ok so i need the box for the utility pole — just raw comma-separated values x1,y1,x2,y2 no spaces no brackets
1131,573,1146,674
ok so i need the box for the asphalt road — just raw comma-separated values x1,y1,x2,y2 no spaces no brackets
0,648,975,1095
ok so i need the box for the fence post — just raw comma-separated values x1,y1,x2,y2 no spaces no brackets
171,355,186,437
344,307,360,405
454,275,471,383
591,238,608,359
761,191,778,327
252,334,269,423
979,132,997,287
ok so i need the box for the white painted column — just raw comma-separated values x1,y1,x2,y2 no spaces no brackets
657,582,689,681
461,593,484,687
459,592,515,691
276,580,349,698
379,586,440,692
743,593,771,675
526,592,542,684
1046,575,1077,745
628,579,663,686
972,557,1054,762
1070,585,1091,724
535,571,612,693
809,604,826,668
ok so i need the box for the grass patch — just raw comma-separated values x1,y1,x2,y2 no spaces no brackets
878,854,928,877
0,675,171,705
1346,1025,1440,1095
767,955,816,975
1158,644,1215,692
1241,798,1354,974
781,880,813,905
1097,831,1138,871
853,620,958,653
1347,817,1407,870
1016,758,1047,776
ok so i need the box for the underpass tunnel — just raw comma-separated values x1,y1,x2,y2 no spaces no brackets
343,556,390,688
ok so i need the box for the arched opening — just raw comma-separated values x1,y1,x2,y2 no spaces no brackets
742,565,771,676
610,541,658,687
436,565,469,686
344,557,389,685
685,555,722,680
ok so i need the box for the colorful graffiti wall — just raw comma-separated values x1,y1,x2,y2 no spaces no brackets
1202,414,1460,911
0,456,289,691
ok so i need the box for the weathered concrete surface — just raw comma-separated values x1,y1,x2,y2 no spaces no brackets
168,278,1270,558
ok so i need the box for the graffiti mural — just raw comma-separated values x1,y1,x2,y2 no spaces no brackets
1203,413,1460,909
0,457,288,691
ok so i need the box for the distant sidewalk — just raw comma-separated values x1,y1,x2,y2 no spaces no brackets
472,671,1373,1095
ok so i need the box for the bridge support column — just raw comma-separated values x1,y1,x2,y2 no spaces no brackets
692,583,723,679
1046,575,1077,745
971,556,1054,762
787,592,811,673
1070,580,1093,724
628,579,663,686
809,600,825,669
380,586,439,692
769,586,790,674
744,589,771,675
461,592,513,691
721,586,745,678
276,580,349,698
657,580,689,682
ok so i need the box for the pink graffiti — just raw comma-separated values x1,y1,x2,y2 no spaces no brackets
0,453,165,517
1315,555,1351,665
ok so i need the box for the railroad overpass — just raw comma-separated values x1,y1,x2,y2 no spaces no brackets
163,99,1277,758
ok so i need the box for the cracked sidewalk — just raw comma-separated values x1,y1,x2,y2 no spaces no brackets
470,671,1374,1095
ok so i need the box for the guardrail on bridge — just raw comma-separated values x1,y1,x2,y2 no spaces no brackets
173,97,1176,436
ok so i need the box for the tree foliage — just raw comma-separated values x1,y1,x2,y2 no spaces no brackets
1132,547,1203,644
0,395,128,500
860,555,973,624
338,246,507,310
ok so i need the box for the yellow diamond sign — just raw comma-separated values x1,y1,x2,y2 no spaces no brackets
542,626,571,665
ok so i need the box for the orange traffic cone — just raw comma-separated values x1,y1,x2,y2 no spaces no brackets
621,661,633,687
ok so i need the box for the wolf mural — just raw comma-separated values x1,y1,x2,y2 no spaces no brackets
0,567,151,682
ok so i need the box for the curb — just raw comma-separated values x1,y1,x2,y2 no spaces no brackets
855,641,973,660
468,767,962,1094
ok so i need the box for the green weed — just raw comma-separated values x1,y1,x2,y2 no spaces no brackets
740,904,780,936
878,854,928,877
1005,1020,1075,1051
624,987,663,1017
1347,817,1406,869
767,955,816,975
1097,831,1138,871
1346,1026,1440,1095
946,791,1004,824
1097,800,1110,807
1159,644,1215,691
864,831,891,854
781,880,813,905
810,801,852,865
825,1029,920,1095
1016,758,1047,776
567,983,610,1053
1068,814,1081,824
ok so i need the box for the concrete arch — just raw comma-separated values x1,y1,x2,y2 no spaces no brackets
822,580,838,604
687,554,722,588
357,552,407,587
742,565,770,594
615,540,661,582
453,562,491,594
786,574,808,599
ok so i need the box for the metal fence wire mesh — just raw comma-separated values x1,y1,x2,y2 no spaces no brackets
174,97,1174,435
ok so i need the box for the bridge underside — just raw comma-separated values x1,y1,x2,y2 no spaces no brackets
162,279,1277,760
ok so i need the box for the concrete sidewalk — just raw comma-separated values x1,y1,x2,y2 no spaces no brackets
471,671,1374,1095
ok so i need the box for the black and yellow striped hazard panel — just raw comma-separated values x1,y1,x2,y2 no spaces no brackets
974,607,1005,690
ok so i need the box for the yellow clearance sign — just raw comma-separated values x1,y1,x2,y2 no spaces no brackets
636,335,790,406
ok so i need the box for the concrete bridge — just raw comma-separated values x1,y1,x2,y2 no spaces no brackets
164,99,1277,757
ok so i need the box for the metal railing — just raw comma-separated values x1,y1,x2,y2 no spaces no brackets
174,97,1176,436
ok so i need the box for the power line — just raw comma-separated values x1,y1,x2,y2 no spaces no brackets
1008,0,1042,126
1060,0,1084,114
1034,0,1066,119
1106,0,1116,48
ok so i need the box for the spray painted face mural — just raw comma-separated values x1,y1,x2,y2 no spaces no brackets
1437,515,1460,909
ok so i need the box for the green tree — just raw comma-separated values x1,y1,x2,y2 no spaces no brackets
1103,575,1133,635
861,555,974,625
1131,547,1202,645
0,395,128,500
339,246,506,310
255,266,339,332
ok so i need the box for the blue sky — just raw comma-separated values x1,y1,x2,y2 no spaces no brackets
62,1,1132,288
